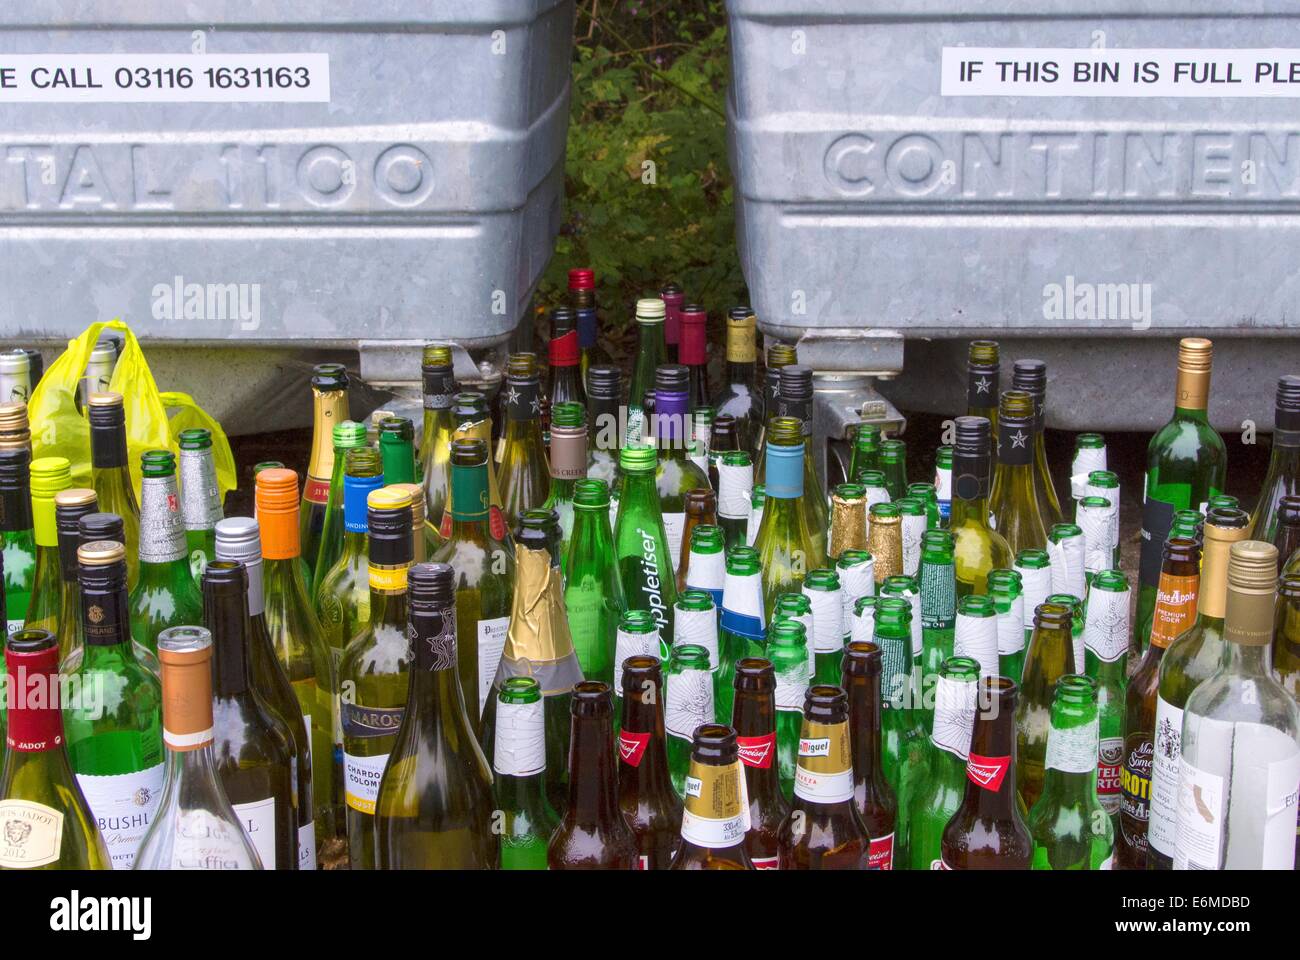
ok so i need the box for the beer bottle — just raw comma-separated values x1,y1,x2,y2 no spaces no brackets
837,550,874,628
842,641,898,868
715,450,753,552
873,598,926,802
614,444,676,638
950,416,1011,595
906,656,980,870
1117,535,1201,869
777,685,869,869
989,390,1049,554
665,642,713,797
719,545,766,714
675,588,719,682
1028,675,1115,869
676,488,717,592
684,524,725,615
768,618,810,800
880,574,921,691
941,677,1032,869
1069,432,1107,508
896,495,927,578
828,483,868,561
987,567,1025,681
965,340,1000,432
772,592,815,679
953,594,999,679
563,478,624,688
851,595,877,645
803,568,845,686
617,655,682,869
747,484,766,546
494,677,557,870
671,723,754,870
867,502,903,584
1015,601,1076,812
611,610,662,722
1048,523,1087,607
918,530,957,714
1046,591,1086,685
1081,569,1131,829
1078,497,1118,583
497,354,550,531
908,482,940,531
548,681,638,869
848,423,882,482
1014,548,1052,652
878,439,907,502
732,657,788,869
934,445,953,528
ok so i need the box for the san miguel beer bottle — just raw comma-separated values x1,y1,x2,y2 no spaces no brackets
842,641,898,869
732,657,788,869
617,655,682,870
941,676,1032,869
776,685,869,869
670,724,754,870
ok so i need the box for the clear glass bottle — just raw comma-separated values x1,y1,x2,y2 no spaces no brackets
496,353,550,531
22,457,71,637
965,340,1000,433
418,344,456,533
129,451,204,657
754,417,827,620
626,298,667,445
52,488,97,666
776,365,829,558
584,365,622,491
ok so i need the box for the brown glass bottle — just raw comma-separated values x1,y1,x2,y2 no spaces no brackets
1116,535,1201,869
708,413,740,491
670,723,754,870
842,641,898,869
548,681,638,869
776,685,870,869
940,676,1032,869
617,655,682,870
731,657,789,869
676,488,717,592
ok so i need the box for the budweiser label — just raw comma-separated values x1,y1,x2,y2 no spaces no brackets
618,730,650,768
966,752,1011,792
868,832,894,870
736,732,775,770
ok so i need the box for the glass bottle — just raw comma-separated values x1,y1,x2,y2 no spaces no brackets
880,574,922,690
1273,497,1300,571
584,365,622,491
684,523,725,621
953,593,999,679
418,344,456,529
1251,376,1300,542
378,418,416,488
299,364,349,595
563,478,623,688
1136,338,1227,651
52,488,97,666
134,626,261,869
880,439,908,501
989,390,1049,554
773,592,816,679
0,447,35,636
950,417,1012,596
837,550,874,626
495,353,549,531
965,340,1000,433
987,567,1025,681
1015,601,1076,812
718,544,766,720
848,422,882,482
548,306,587,430
1081,568,1132,832
1273,573,1300,704
1014,548,1052,653
86,393,139,589
1070,433,1108,509
678,303,710,412
766,618,808,800
129,451,204,657
543,401,587,573
716,450,753,552
670,723,754,870
614,444,677,639
675,489,716,592
617,655,682,869
22,456,71,636
934,445,953,528
567,268,607,387
896,495,927,578
777,365,829,557
754,416,827,619
732,657,788,869
1028,675,1115,869
918,529,958,711
842,640,899,868
442,391,507,535
675,587,720,690
1010,358,1062,525
0,350,30,404
311,420,368,590
627,298,667,445
664,642,713,797
753,343,798,484
712,307,758,457
374,562,494,869
493,676,557,870
660,282,684,365
178,428,224,588
803,568,845,685
828,483,867,561
611,610,662,723
873,597,927,815
652,364,711,566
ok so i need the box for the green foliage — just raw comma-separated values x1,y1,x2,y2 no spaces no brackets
539,1,744,330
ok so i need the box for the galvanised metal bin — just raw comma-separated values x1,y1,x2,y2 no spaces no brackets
726,0,1300,431
0,0,574,430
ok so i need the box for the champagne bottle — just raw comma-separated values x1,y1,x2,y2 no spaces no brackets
1015,600,1076,812
379,416,416,486
311,420,368,590
965,340,1000,433
614,444,677,638
340,486,415,868
732,657,788,869
0,447,36,636
493,677,557,870
1080,569,1130,830
0,629,111,870
134,626,261,869
299,364,349,594
418,344,456,527
543,401,587,573
1136,339,1226,650
129,451,204,656
203,561,297,870
178,428,224,587
52,488,97,666
777,365,829,557
711,307,758,457
843,640,899,868
671,723,754,870
1250,376,1300,542
64,541,164,869
664,642,713,797
585,365,622,491
618,655,682,870
627,298,667,445
375,562,494,869
754,416,826,620
22,457,71,636
497,353,550,531
768,619,810,801
989,390,1049,554
257,468,339,840
86,393,139,590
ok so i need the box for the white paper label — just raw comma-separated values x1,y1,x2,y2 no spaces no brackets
614,626,662,682
1263,750,1300,870
344,751,389,816
1070,446,1107,500
1174,757,1225,869
493,697,546,777
774,661,809,713
477,616,510,715
1015,564,1051,630
838,559,875,622
850,607,875,645
662,512,686,574
954,612,999,679
931,676,977,759
746,503,764,546
665,668,713,741
1079,502,1118,574
935,466,952,505
804,585,844,655
1045,717,1099,774
717,462,753,520
793,764,854,804
1047,535,1086,601
941,47,1300,99
1147,696,1184,858
902,513,926,578
298,821,317,870
1082,587,1129,664
76,763,165,870
674,606,719,668
906,590,923,659
997,594,1025,656
0,799,63,868
0,54,330,103
232,795,278,870
785,611,817,676
685,548,725,598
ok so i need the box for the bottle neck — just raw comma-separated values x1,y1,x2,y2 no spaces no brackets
619,695,675,800
567,716,621,823
1,482,33,533
963,708,1019,817
210,590,253,698
307,389,348,482
80,573,133,653
846,672,888,791
726,360,754,389
733,695,784,801
179,450,222,531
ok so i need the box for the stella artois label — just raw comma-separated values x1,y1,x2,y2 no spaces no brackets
736,732,776,769
793,720,854,803
680,759,751,849
966,752,1011,792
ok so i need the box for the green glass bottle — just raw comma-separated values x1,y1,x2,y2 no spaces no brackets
0,448,36,636
564,478,624,688
1069,432,1107,510
717,545,765,724
178,427,224,588
664,642,713,798
379,416,416,486
747,484,766,546
918,529,957,717
627,298,667,445
314,447,384,675
950,417,1011,597
828,484,867,562
675,587,720,695
1251,377,1300,542
418,344,456,533
987,567,1024,681
907,481,940,531
64,541,164,869
850,596,876,644
772,592,816,679
880,439,908,501
965,340,1000,433
896,495,927,577
873,597,927,806
129,452,204,658
86,393,139,590
934,445,953,528
880,574,921,692
767,618,810,801
802,568,845,686
431,438,516,733
443,390,507,535
776,365,829,558
1136,339,1226,650
614,444,677,639
22,457,71,636
1048,523,1087,615
847,423,882,484
1028,675,1115,869
1015,600,1076,813
754,416,827,620
989,390,1049,555
493,676,556,869
339,486,414,868
1078,568,1131,832
543,401,587,573
611,610,663,724
52,488,97,667
299,364,349,595
906,654,980,870
858,468,891,514
311,420,368,591
683,523,726,617
1014,548,1052,653
715,450,753,552
652,364,712,567
953,593,999,680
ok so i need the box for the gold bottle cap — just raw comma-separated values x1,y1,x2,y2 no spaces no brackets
388,483,425,525
1226,540,1277,591
0,401,29,450
54,487,97,508
1224,540,1278,647
77,540,126,566
1199,515,1251,620
87,391,124,408
1177,337,1213,372
1174,338,1212,410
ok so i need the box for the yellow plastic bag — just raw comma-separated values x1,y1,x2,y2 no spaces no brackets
28,319,237,502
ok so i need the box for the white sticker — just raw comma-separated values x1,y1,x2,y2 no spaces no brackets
774,660,809,714
1045,717,1099,774
1174,757,1224,870
232,795,279,870
850,607,875,645
344,751,389,816
838,558,875,622
901,513,926,578
1082,587,1129,664
717,462,753,521
662,512,686,574
298,821,317,870
614,626,661,683
76,763,165,870
997,594,1025,656
493,697,546,777
1015,564,1051,630
906,590,923,659
665,668,713,741
935,466,952,503
803,585,844,655
674,606,719,668
941,47,1300,99
793,765,854,804
931,675,977,760
746,502,764,546
0,54,330,103
1047,535,1086,601
1262,750,1300,870
0,799,63,869
954,612,998,679
685,548,725,598
477,616,510,715
1147,696,1184,858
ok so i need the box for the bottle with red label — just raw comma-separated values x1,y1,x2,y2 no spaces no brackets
617,655,682,870
670,723,754,870
299,364,349,595
547,306,586,442
1116,535,1200,869
941,676,1032,869
1081,568,1132,832
679,303,710,411
731,657,789,869
841,640,898,869
776,685,870,869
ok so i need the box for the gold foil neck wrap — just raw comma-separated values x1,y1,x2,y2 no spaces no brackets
1224,541,1278,646
828,492,867,559
307,386,349,483
725,312,757,364
500,544,582,695
867,513,902,583
1198,518,1251,620
684,759,746,820
1174,337,1212,410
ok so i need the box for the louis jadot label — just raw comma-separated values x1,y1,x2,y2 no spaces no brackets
680,760,750,849
1150,572,1199,648
966,752,1011,792
0,799,64,868
618,730,650,768
868,833,894,870
1147,697,1184,857
1045,717,1098,774
793,721,854,803
737,732,776,769
1097,736,1123,816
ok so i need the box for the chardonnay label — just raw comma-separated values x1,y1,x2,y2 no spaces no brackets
0,799,64,869
344,752,389,815
1147,696,1184,857
232,795,278,870
76,763,165,870
476,616,510,715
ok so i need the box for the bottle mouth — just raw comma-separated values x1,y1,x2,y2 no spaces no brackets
201,560,248,592
311,362,349,391
179,427,215,451
842,640,882,674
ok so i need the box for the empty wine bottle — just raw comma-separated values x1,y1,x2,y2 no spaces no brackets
567,269,607,387
965,340,1000,433
777,365,829,557
51,488,96,666
85,395,140,592
312,420,368,591
627,299,667,445
1011,359,1062,526
989,390,1049,554
130,451,204,657
585,365,622,491
178,428,224,587
22,457,70,637
755,416,826,619
712,307,759,458
493,677,557,870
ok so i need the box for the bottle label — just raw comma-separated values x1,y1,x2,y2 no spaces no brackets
1046,534,1086,600
1119,734,1153,855
793,721,854,803
721,571,766,644
476,616,510,716
1079,500,1118,574
953,612,998,679
965,752,1011,792
717,462,753,521
774,660,810,714
681,759,750,848
422,367,455,409
1138,495,1175,590
0,799,64,868
1173,756,1224,869
935,465,952,516
803,584,844,655
868,832,895,870
618,730,650,768
549,431,587,481
1045,716,1099,774
905,591,923,659
746,502,764,546
298,821,317,870
341,702,405,739
996,595,1024,656
138,476,188,563
931,676,977,759
850,607,875,645
920,561,956,632
665,668,714,741
675,606,719,667
932,858,952,870
1097,736,1123,816
662,512,686,572
1014,564,1051,630
997,422,1034,465
878,635,910,711
737,731,776,769
1147,696,1184,857
901,513,926,578
74,763,165,870
493,697,546,777
368,562,409,595
303,476,331,506
344,751,390,815
179,450,223,531
751,854,779,870
505,377,541,421
684,549,725,604
1150,572,1198,648
549,329,579,367
614,627,661,683
1082,587,1129,663
232,795,278,870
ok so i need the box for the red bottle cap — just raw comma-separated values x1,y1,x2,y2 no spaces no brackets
679,305,708,366
568,268,594,290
